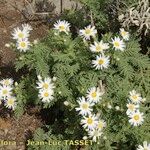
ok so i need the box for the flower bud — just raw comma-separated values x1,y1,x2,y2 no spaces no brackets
96,113,101,118
5,43,10,48
33,39,38,44
52,77,57,81
115,106,120,110
83,136,88,140
107,104,112,109
102,103,106,107
54,32,58,36
116,58,120,61
15,82,18,86
64,101,69,106
37,75,42,80
142,98,146,102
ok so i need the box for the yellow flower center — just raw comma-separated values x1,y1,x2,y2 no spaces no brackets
87,118,93,125
98,59,104,65
18,33,24,38
3,90,8,95
133,114,140,121
96,45,102,51
20,42,26,48
82,103,88,110
44,92,49,97
132,95,138,100
98,122,104,129
85,29,91,35
43,83,49,89
128,104,134,110
121,31,127,36
59,25,65,31
8,99,14,105
114,41,120,47
91,92,97,98
4,80,9,85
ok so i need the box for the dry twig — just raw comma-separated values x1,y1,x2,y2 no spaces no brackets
118,0,150,35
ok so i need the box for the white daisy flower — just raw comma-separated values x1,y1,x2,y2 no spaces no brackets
54,20,70,34
92,54,110,70
128,111,144,126
97,119,106,131
89,41,109,53
137,141,150,150
36,77,54,90
79,25,97,40
0,78,14,86
39,89,54,103
17,38,30,52
126,103,139,115
4,96,17,110
129,90,142,104
88,129,103,142
12,27,29,40
81,114,98,131
75,97,94,116
120,28,129,41
0,85,12,100
22,23,33,32
111,37,125,51
86,87,102,103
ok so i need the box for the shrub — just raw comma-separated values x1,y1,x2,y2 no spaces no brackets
6,18,149,150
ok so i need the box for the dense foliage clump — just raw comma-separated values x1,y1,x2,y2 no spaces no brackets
3,0,149,150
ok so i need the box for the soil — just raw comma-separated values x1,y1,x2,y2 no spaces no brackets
0,0,49,67
0,112,42,150
0,0,49,150
0,0,81,149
